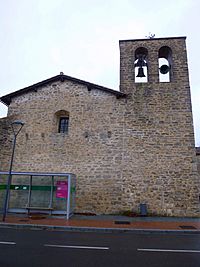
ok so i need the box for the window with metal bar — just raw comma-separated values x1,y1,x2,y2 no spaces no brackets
58,117,69,133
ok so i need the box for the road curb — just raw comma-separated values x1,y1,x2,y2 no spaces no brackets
0,222,200,234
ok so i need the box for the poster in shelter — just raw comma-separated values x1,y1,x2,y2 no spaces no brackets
56,181,68,199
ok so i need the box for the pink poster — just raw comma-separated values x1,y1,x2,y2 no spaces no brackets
56,181,68,198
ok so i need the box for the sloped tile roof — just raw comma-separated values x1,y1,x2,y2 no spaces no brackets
1,73,126,105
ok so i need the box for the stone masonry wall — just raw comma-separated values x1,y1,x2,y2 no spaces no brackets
0,116,13,170
196,148,200,174
119,37,199,217
0,37,199,217
0,80,126,214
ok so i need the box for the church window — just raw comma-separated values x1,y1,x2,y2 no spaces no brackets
55,110,70,134
58,117,69,133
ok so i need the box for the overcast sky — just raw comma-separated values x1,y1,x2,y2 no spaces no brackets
0,0,199,145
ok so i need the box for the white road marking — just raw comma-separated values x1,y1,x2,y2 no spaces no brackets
0,241,16,245
138,248,200,253
44,244,109,250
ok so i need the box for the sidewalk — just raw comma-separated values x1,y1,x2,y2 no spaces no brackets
1,213,200,233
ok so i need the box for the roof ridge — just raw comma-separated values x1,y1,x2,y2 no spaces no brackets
0,74,126,105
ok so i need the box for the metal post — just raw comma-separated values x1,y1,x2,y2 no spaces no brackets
27,175,32,215
66,175,71,220
49,176,54,215
2,120,24,221
2,136,16,221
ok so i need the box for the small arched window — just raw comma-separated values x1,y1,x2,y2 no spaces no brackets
158,46,172,82
55,110,69,134
58,117,69,133
134,47,148,83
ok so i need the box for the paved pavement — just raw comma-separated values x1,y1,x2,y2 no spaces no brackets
0,213,200,232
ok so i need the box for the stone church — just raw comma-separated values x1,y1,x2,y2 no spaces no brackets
0,36,199,217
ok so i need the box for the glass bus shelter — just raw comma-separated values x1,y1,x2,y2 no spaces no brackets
0,171,76,220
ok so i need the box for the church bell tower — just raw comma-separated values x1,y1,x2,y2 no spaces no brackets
119,37,199,217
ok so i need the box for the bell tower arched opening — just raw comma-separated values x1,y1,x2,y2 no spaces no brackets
158,46,172,82
134,47,148,83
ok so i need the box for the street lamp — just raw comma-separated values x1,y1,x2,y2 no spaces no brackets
2,120,24,221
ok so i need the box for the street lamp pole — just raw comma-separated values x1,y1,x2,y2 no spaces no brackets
2,120,24,222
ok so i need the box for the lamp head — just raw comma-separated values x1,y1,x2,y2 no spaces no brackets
12,120,24,126
11,120,24,136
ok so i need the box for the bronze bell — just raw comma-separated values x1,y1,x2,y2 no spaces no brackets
136,67,145,77
159,64,170,74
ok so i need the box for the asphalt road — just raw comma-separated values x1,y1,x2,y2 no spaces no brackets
0,228,200,267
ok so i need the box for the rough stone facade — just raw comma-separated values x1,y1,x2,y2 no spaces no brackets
0,36,199,217
196,147,200,175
